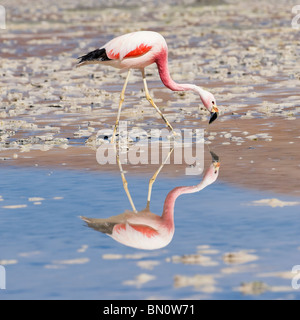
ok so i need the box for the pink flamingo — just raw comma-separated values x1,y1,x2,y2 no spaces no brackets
81,151,220,250
77,31,219,142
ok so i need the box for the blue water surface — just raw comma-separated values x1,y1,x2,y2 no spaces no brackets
0,166,300,300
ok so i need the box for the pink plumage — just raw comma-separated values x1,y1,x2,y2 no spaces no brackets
81,153,220,250
77,31,219,142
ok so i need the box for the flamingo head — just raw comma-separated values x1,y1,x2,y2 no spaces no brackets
202,151,221,186
199,90,219,124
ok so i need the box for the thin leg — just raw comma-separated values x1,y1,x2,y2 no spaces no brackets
111,69,131,143
116,150,137,213
141,69,176,135
146,147,174,209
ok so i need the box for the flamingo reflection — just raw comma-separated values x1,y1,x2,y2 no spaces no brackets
81,150,220,250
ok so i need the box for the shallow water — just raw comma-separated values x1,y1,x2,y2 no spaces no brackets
1,0,300,302
0,166,300,300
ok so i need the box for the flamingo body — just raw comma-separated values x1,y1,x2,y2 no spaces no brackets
104,31,163,68
78,31,165,70
81,153,220,250
81,209,173,250
77,31,219,126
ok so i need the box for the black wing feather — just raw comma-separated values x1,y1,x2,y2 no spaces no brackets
77,48,111,64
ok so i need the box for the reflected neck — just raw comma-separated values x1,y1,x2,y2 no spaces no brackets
161,181,208,228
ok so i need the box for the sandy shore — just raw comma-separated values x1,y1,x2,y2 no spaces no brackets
1,0,300,196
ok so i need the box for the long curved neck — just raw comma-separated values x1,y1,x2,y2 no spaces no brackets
161,180,209,228
155,47,204,95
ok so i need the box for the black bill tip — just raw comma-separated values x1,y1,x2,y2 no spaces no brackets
209,112,218,124
210,151,220,163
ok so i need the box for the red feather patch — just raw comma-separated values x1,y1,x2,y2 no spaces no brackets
107,50,120,60
124,44,152,58
129,224,159,238
114,224,126,233
114,223,159,238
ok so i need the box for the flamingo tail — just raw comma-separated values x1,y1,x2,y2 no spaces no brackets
77,48,111,67
80,216,116,235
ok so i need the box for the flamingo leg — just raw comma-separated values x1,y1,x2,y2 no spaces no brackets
111,69,131,144
116,151,137,213
146,147,174,209
141,69,176,135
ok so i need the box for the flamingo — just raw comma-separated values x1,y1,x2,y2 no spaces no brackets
77,31,219,142
80,151,220,250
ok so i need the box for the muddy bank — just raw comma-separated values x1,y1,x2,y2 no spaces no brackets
1,0,300,196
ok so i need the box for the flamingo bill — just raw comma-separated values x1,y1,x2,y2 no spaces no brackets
209,112,218,124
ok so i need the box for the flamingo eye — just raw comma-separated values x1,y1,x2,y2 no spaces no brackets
212,101,215,105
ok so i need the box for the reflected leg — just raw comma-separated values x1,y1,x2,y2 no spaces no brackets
116,151,137,213
146,147,174,209
111,69,131,144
